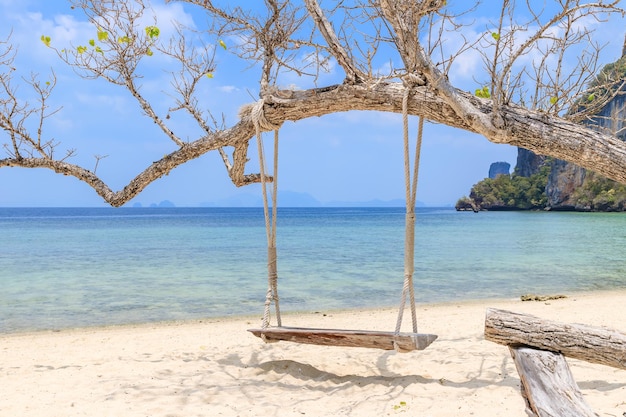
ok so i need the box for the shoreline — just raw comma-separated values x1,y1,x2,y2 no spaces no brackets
1,288,622,337
2,289,625,416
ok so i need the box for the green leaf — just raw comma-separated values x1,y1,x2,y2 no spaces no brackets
40,35,51,47
146,48,153,57
205,72,214,79
491,32,500,41
95,46,103,54
475,86,491,99
219,39,227,50
77,45,87,54
145,26,160,39
550,96,558,105
97,30,108,41
89,39,95,47
587,93,595,102
118,36,131,44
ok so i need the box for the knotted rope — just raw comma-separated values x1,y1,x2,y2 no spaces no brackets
394,84,424,350
248,98,283,132
250,98,282,336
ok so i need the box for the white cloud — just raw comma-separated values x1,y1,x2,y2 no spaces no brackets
447,47,482,86
49,13,92,44
218,85,239,93
6,11,91,66
5,1,197,64
144,2,196,38
373,60,397,78
440,7,625,95
74,92,133,115
275,52,340,89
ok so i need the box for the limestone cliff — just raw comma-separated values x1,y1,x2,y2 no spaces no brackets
488,162,510,179
458,51,626,212
542,81,626,209
514,149,546,177
544,159,585,209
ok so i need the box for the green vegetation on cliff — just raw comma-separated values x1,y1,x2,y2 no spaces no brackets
571,173,626,211
457,53,626,212
456,163,550,211
578,55,626,112
457,164,626,211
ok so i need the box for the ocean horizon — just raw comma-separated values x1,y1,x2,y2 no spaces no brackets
2,206,625,333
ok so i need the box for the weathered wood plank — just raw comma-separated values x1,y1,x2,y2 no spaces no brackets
510,346,597,417
484,308,626,370
248,327,437,352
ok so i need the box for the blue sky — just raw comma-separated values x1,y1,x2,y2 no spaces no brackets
0,1,624,207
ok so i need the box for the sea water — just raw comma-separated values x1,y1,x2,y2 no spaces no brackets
1,207,625,333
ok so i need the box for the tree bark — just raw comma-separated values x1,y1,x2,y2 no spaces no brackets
509,346,597,417
4,81,626,206
484,308,626,370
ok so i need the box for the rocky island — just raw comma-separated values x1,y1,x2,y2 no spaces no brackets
457,51,626,212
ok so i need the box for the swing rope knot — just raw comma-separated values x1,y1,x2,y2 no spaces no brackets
402,72,426,89
242,98,283,133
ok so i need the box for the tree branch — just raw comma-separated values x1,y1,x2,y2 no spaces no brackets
4,81,626,206
303,0,365,84
3,1,626,209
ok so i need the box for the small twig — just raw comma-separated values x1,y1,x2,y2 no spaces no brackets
93,154,108,174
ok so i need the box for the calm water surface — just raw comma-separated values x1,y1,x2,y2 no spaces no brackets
1,207,625,333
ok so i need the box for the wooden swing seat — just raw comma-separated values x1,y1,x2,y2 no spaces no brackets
248,326,437,352
251,104,434,354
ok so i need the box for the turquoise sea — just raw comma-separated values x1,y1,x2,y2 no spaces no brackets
1,207,626,333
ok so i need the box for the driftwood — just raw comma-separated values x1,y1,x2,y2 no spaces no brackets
484,308,626,370
248,327,437,352
509,346,597,417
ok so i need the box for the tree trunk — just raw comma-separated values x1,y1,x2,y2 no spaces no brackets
484,308,626,370
509,346,597,417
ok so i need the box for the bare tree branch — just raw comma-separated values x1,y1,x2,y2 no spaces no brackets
1,0,626,208
303,0,365,83
3,81,626,206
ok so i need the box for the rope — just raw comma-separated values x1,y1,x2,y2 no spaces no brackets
249,93,425,350
252,98,282,335
249,98,282,132
394,85,424,349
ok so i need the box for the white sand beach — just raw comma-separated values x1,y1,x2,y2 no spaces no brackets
1,290,625,416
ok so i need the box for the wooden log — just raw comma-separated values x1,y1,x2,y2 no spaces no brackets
248,327,438,352
485,308,626,370
509,346,597,417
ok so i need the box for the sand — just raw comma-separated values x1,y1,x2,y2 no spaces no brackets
1,290,625,416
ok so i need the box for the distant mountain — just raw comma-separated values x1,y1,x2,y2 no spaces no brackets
198,191,420,207
324,198,421,207
156,200,176,208
130,200,176,208
277,191,322,207
199,193,264,207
